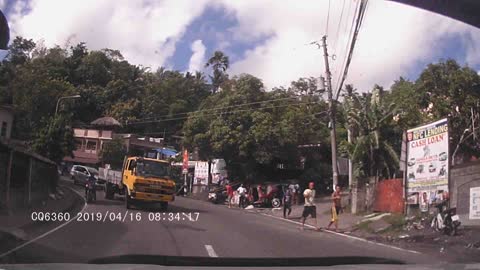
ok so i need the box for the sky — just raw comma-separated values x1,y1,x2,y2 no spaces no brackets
2,0,480,92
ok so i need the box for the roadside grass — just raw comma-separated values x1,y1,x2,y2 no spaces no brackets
354,213,408,235
378,213,410,236
353,220,374,233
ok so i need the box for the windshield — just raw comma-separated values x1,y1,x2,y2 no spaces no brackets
1,0,480,267
136,160,170,179
87,168,99,175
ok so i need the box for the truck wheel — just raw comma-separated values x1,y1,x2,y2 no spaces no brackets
104,184,109,199
105,184,114,200
125,194,132,209
160,202,168,211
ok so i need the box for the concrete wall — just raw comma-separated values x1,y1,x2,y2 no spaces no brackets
451,160,480,226
350,177,376,214
0,143,57,211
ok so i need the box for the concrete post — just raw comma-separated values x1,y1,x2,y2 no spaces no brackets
27,157,33,206
5,149,13,213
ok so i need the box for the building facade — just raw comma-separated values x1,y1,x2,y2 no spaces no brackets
64,129,169,166
63,128,114,165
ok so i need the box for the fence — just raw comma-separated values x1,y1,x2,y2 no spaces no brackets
0,140,57,212
373,178,404,213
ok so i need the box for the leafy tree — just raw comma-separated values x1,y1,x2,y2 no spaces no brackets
341,86,399,181
384,77,424,130
8,37,36,66
183,74,330,182
65,42,88,85
414,59,480,160
31,115,75,163
205,51,229,93
99,138,127,170
75,51,112,86
106,98,142,124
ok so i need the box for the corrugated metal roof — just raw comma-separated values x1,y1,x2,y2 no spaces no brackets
0,139,56,165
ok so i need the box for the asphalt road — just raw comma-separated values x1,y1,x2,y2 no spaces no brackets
1,179,444,265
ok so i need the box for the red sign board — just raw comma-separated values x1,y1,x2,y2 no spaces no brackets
182,149,189,171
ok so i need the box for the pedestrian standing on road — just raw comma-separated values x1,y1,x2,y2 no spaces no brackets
294,184,300,205
237,184,247,208
300,182,320,231
283,186,293,219
226,183,234,208
290,183,300,205
327,185,342,231
288,183,296,205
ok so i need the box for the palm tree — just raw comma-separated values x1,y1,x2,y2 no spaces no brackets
205,51,229,93
344,85,400,183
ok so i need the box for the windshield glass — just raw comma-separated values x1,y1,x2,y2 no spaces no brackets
87,168,99,175
1,0,480,267
136,160,170,178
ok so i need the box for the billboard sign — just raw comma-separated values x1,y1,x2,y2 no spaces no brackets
194,161,209,185
470,187,480,220
406,118,449,199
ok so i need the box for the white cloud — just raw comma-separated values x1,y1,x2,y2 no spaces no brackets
215,0,480,91
8,0,211,69
7,0,480,92
187,39,206,73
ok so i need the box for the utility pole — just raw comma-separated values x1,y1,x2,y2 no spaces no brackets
321,35,339,189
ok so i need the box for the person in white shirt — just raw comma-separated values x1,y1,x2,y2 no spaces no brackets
300,182,320,231
237,184,247,208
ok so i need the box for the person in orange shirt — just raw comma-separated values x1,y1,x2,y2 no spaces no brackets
327,185,342,231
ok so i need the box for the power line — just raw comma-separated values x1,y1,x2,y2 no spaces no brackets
126,101,321,125
333,0,361,96
335,0,368,101
332,0,346,55
326,0,331,35
333,0,357,91
136,96,298,122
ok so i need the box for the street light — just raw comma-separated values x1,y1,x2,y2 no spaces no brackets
55,95,81,116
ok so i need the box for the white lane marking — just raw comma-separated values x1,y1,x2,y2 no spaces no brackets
0,185,87,258
261,213,421,255
204,245,218,257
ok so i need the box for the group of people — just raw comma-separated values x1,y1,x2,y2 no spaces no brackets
283,182,343,231
225,183,249,208
223,181,344,231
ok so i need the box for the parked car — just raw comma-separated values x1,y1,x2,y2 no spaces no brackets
208,182,241,204
407,158,416,167
70,165,105,189
439,152,447,161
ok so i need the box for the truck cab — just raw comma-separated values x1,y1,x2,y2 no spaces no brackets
122,157,176,210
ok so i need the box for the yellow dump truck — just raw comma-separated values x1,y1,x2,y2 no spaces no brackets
102,156,175,210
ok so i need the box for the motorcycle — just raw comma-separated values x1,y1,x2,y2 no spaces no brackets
208,190,227,204
431,201,461,236
85,177,97,203
238,193,248,208
253,184,282,208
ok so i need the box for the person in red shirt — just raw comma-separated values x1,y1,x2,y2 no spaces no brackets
226,183,234,208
